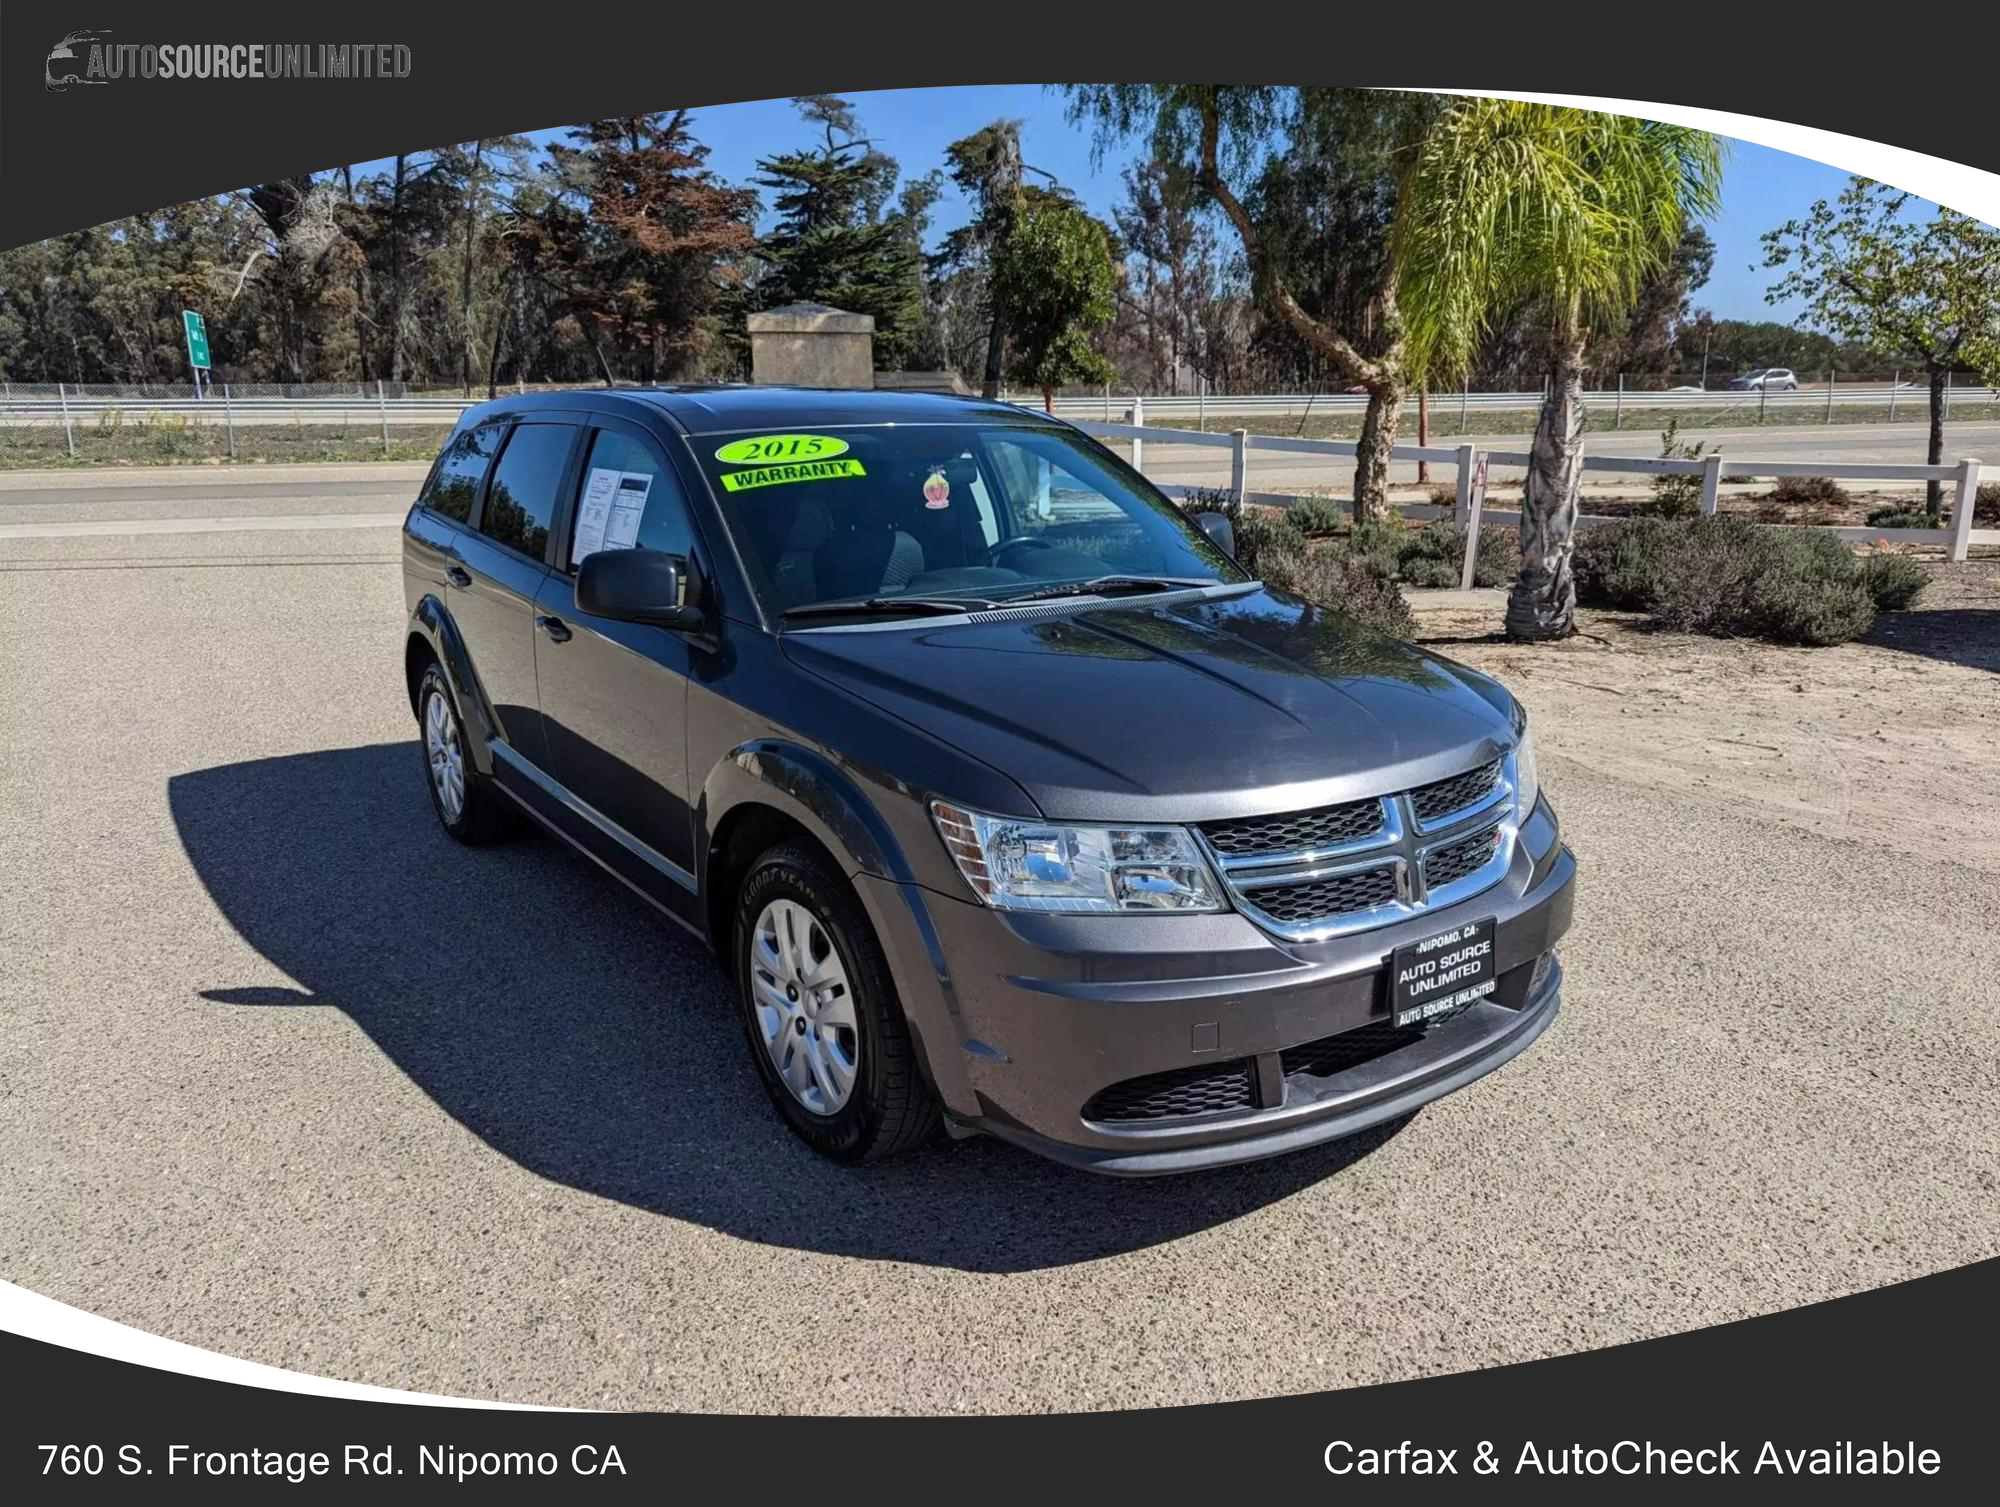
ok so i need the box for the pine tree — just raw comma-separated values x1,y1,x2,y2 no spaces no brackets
751,96,928,368
551,111,758,382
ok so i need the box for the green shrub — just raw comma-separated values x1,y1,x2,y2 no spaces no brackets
1766,474,1852,508
1747,560,1876,645
1864,504,1935,530
1573,516,1682,610
1400,554,1460,589
1177,492,1416,638
1855,551,1927,610
1341,514,1406,582
1234,512,1307,583
1641,420,1707,518
1575,515,1881,646
1283,495,1345,535
1395,519,1520,589
1292,547,1419,637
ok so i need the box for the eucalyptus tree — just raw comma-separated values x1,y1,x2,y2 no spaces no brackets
1065,85,1437,519
1763,180,2000,518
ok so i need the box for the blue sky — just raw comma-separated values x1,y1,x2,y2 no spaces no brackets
489,86,1906,323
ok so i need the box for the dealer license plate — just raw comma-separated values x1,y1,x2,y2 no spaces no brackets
1391,916,1497,1027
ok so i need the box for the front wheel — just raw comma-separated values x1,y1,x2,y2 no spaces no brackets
733,841,938,1162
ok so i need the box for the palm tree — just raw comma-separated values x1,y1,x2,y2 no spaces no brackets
1397,102,1724,639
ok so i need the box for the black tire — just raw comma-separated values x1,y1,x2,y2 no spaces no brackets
732,840,939,1163
414,661,511,846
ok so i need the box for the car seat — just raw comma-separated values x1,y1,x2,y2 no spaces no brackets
812,481,924,601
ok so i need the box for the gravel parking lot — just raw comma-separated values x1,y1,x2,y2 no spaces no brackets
3,471,1996,1413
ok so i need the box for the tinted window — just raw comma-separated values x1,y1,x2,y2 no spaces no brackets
692,422,1242,615
423,422,502,523
568,427,692,568
479,423,573,560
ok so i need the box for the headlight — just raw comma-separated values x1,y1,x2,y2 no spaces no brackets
1511,720,1540,822
930,802,1224,913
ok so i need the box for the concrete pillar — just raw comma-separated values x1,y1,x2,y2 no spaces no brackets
747,304,876,389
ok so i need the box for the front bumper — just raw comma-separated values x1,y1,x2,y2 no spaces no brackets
859,799,1576,1176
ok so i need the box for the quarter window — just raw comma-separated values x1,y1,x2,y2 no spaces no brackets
478,422,574,560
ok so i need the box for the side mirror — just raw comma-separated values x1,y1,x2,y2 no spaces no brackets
1193,510,1236,558
575,548,700,629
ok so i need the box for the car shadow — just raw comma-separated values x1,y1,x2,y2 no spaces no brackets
167,743,1404,1274
1865,608,2000,674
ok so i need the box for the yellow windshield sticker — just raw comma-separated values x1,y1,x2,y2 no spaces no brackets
714,433,851,466
718,457,867,493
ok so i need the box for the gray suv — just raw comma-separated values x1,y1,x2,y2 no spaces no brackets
400,387,1575,1174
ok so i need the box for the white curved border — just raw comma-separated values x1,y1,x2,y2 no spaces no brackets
0,1280,571,1410
1402,89,2000,227
6,93,1988,1412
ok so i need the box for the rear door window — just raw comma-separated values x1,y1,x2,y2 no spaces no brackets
421,422,503,524
477,422,576,561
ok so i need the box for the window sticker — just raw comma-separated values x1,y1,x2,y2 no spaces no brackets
573,467,654,560
922,466,951,509
605,471,651,549
714,433,851,466
571,467,619,560
717,458,867,493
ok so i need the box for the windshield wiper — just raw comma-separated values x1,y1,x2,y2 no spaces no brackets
999,574,1219,605
782,595,997,621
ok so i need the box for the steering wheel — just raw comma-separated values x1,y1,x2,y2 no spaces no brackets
988,536,1054,570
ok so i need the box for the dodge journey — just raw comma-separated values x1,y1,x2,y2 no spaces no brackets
400,386,1575,1174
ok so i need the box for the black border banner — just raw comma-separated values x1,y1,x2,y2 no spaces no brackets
3,4,1998,249
3,8,1997,1494
7,1257,1994,1499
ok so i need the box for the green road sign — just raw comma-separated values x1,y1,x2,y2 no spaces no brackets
183,309,210,371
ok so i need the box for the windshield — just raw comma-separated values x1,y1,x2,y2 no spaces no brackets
691,422,1247,620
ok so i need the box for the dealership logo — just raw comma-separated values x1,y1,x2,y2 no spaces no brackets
45,31,412,91
45,28,111,91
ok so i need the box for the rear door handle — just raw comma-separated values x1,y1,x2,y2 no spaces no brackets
445,565,472,588
535,614,572,644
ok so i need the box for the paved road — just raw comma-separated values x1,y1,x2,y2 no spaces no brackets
2,477,1995,1412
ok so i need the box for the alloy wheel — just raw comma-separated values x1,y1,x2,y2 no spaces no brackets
749,898,858,1115
424,688,465,822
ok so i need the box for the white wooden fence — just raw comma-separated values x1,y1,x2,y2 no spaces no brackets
1078,400,1994,574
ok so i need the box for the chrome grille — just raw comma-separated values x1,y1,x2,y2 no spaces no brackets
1424,822,1502,889
1410,760,1502,826
1245,865,1399,925
1201,751,1519,942
1200,798,1384,858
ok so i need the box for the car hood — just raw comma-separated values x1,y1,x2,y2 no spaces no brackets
781,587,1520,822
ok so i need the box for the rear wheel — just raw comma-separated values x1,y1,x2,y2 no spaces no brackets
415,661,510,845
733,840,938,1162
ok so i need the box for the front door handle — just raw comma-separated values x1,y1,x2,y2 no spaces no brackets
535,614,572,644
445,564,472,588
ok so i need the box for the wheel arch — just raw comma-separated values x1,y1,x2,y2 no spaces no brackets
697,739,974,1116
406,595,498,775
697,739,910,946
